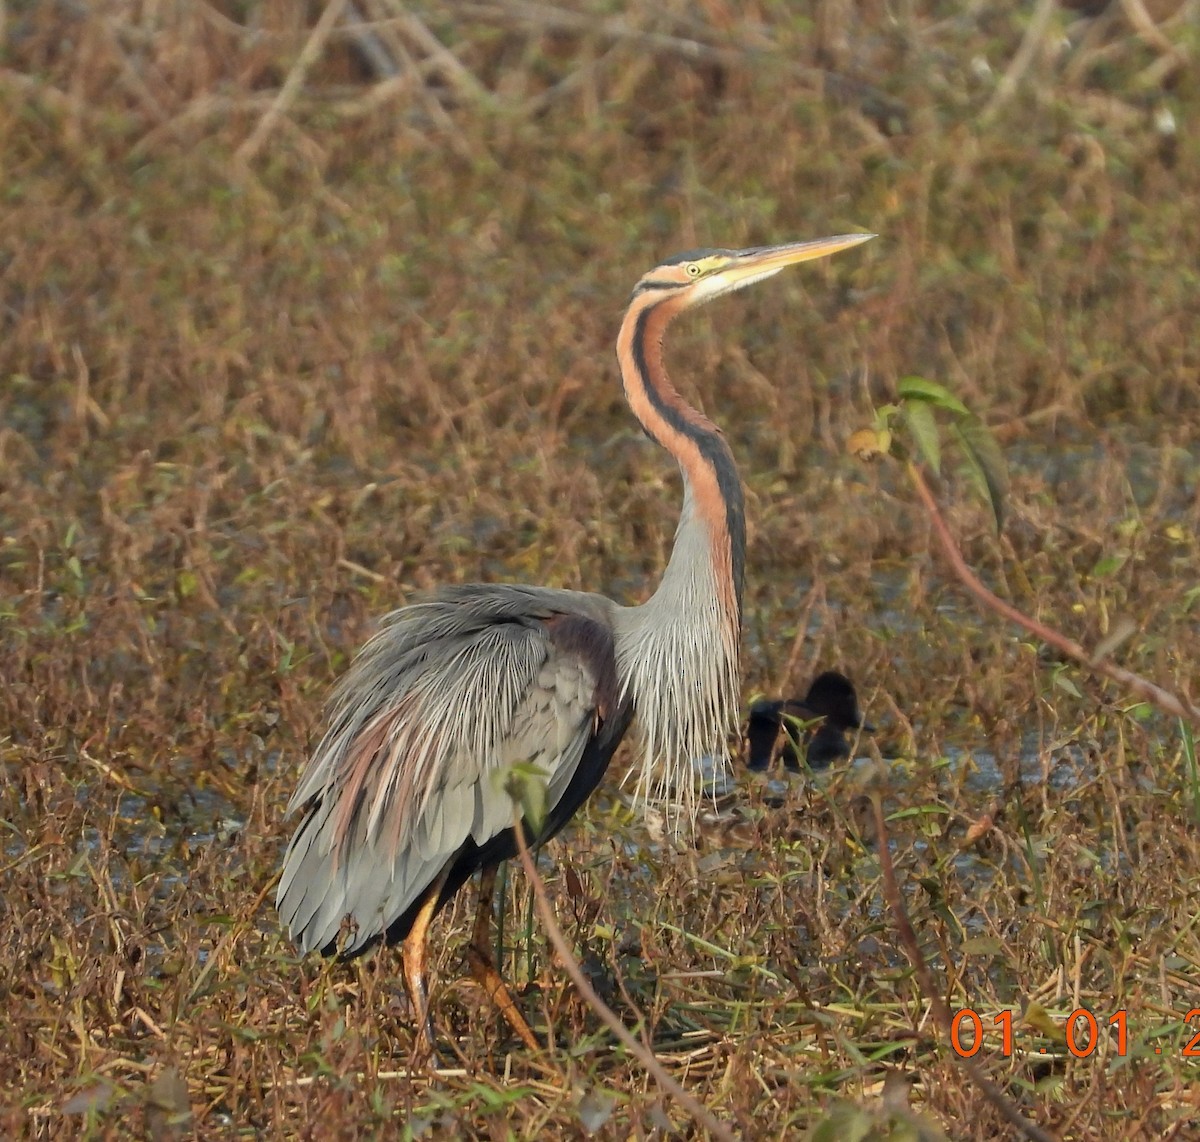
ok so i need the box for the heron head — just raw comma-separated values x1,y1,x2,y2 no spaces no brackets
633,233,874,306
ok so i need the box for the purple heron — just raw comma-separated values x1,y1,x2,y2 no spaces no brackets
276,233,874,1052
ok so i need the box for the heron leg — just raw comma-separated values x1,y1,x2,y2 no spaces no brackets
402,866,451,1057
466,863,541,1052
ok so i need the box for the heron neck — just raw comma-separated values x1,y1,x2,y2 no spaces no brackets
614,480,743,826
617,294,747,614
613,293,746,823
651,475,742,625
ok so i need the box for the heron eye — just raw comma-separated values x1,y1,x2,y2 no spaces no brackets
686,263,700,277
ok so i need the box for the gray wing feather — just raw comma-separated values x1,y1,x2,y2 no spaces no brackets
277,585,616,956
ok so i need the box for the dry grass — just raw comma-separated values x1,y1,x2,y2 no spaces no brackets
1,1,1198,1137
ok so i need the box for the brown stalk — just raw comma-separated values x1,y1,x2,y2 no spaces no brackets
908,462,1200,725
510,814,737,1142
871,795,1058,1142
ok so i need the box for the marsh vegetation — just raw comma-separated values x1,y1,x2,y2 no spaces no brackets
1,2,1198,1137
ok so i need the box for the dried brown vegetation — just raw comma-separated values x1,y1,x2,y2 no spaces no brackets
1,1,1198,1138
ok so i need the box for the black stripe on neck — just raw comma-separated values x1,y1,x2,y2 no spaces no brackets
630,304,746,607
632,280,683,296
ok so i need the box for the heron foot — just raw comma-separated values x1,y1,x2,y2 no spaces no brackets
465,943,541,1053
402,868,451,1062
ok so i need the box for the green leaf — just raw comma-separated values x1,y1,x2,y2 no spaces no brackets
499,761,550,837
1090,553,1128,579
960,935,1005,956
1052,671,1082,699
471,1081,537,1109
952,415,1009,531
887,805,951,822
811,1103,876,1142
904,400,941,475
897,375,970,415
1023,1000,1068,1043
1180,717,1200,827
177,568,198,599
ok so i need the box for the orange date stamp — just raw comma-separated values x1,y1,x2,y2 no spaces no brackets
949,1007,1200,1059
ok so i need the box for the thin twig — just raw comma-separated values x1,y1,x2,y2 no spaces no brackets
460,0,772,66
871,795,1058,1142
908,462,1200,724
362,0,473,158
188,873,280,1003
979,0,1059,127
0,67,91,120
380,0,495,107
776,580,825,696
476,2,913,124
131,93,277,158
236,0,350,165
510,815,737,1142
1118,0,1189,64
343,0,401,80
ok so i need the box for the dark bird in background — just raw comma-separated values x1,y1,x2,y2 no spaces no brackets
275,234,873,1054
746,671,870,773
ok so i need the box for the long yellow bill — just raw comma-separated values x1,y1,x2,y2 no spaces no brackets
735,232,875,271
702,233,875,298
